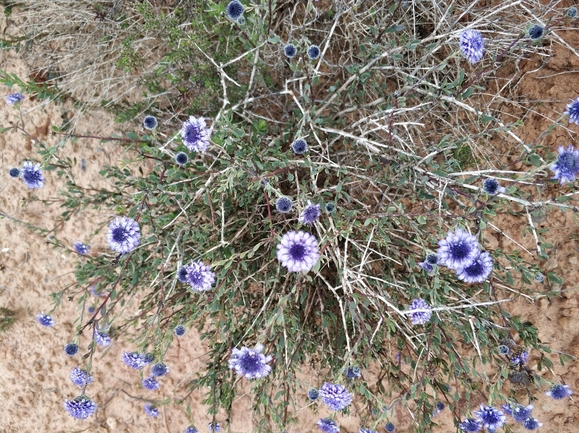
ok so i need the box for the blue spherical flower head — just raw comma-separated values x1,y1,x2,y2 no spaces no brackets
459,418,482,432
180,116,211,152
473,405,506,431
299,202,321,225
317,418,339,433
175,152,189,166
21,161,44,189
511,350,528,366
9,167,20,178
74,241,90,255
551,145,579,184
483,178,506,195
107,216,141,254
184,259,215,293
276,231,320,273
307,45,321,60
122,351,149,370
460,29,485,63
535,272,544,283
308,388,320,401
70,367,93,387
498,345,510,355
185,427,198,433
151,362,169,377
435,401,445,413
456,251,493,284
291,138,308,154
37,312,55,327
437,228,480,270
319,382,353,411
419,261,434,274
501,403,513,416
385,422,395,432
546,384,573,400
64,343,79,356
528,24,544,39
87,305,96,314
6,93,24,105
512,404,534,423
142,376,160,391
523,418,542,430
143,115,158,130
565,98,579,125
325,202,336,213
174,324,186,336
144,403,159,417
208,422,221,432
64,395,97,419
408,298,432,325
284,43,297,58
177,266,188,282
95,329,112,347
226,0,244,20
426,253,438,265
228,343,272,379
568,6,578,18
343,366,361,379
275,196,293,213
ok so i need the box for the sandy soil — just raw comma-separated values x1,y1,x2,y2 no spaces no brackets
1,4,579,433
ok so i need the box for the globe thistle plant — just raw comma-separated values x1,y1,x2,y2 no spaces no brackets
180,116,211,152
459,418,482,432
63,396,97,419
568,6,578,18
317,418,339,433
143,115,158,130
9,167,20,178
174,324,186,336
142,376,160,391
276,231,320,273
299,202,321,225
565,97,579,125
175,152,189,166
70,367,93,387
318,382,353,411
546,384,573,400
64,342,79,356
512,404,534,423
208,422,221,432
122,351,150,370
473,405,506,431
37,313,55,327
284,43,297,58
74,241,90,255
455,251,493,284
5,92,24,105
325,202,336,213
501,403,513,416
407,298,432,325
228,343,272,379
106,216,141,254
226,1,244,20
384,422,395,432
437,228,480,270
95,329,112,347
20,161,44,189
185,427,198,433
523,418,542,430
182,259,215,293
291,138,307,154
550,145,579,184
144,403,159,417
307,45,321,60
308,388,320,401
482,178,506,195
151,362,169,377
419,261,434,273
528,24,544,39
275,196,293,213
459,29,485,63
343,366,361,379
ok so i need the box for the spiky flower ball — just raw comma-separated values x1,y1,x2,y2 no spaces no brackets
343,366,361,379
384,422,396,432
437,228,480,270
228,343,272,379
568,6,578,18
107,216,141,254
183,259,215,293
226,1,244,20
64,343,79,356
21,161,44,189
473,405,506,431
512,404,534,423
299,202,321,225
9,167,20,178
208,422,221,432
459,418,482,432
317,418,339,433
499,345,510,355
284,43,297,58
95,329,112,347
546,384,573,400
143,115,158,130
325,202,336,213
528,24,544,39
459,29,485,63
291,138,308,154
308,388,320,401
64,396,97,419
122,351,150,370
565,97,579,125
175,152,189,166
142,376,160,391
37,312,55,327
180,116,211,152
70,367,93,387
74,241,90,255
275,196,293,213
408,298,432,325
6,93,24,105
501,403,513,416
319,382,353,411
276,231,320,273
151,362,169,377
185,427,198,433
551,145,579,184
307,45,321,60
456,251,493,284
174,324,186,336
482,178,506,195
144,403,159,417
523,418,542,430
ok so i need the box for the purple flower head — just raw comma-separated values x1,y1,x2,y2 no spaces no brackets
151,362,169,377
74,241,90,255
185,427,198,433
122,351,149,370
343,366,361,379
144,403,159,417
512,404,534,423
226,0,244,20
307,45,321,60
408,298,432,325
460,29,485,63
9,167,20,178
6,93,24,105
501,403,513,416
523,418,542,430
546,384,573,400
143,115,158,130
459,418,482,432
317,418,339,433
308,388,319,401
551,145,579,184
70,367,93,387
291,138,308,154
95,329,112,347
299,202,321,225
276,230,320,273
483,178,506,195
511,350,528,366
473,405,506,430
437,228,480,270
21,161,44,189
419,261,434,273
142,376,160,391
175,324,186,336
435,401,445,414
64,395,97,419
384,422,395,432
499,345,510,355
107,216,141,254
284,43,297,58
275,196,293,213
208,422,221,432
426,253,438,265
37,312,55,327
177,266,188,282
528,24,544,40
64,343,79,356
319,382,353,411
183,259,215,293
175,152,189,166
456,251,493,284
228,343,272,379
180,116,211,153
